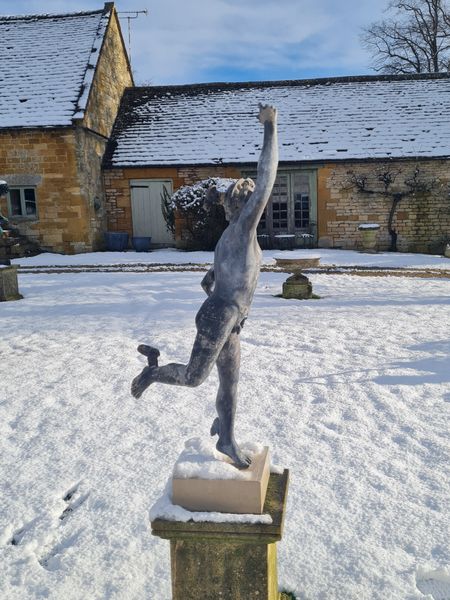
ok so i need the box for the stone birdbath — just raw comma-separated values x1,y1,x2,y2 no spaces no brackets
275,256,320,299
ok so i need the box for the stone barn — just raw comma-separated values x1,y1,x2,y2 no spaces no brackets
103,74,450,253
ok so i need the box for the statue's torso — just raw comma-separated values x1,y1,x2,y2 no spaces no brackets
212,223,262,319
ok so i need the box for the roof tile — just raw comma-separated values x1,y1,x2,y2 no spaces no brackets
105,75,450,166
0,7,110,128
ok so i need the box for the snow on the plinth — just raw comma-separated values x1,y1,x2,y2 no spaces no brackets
150,438,272,524
173,437,262,480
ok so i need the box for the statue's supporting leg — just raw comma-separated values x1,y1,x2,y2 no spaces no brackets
211,333,251,468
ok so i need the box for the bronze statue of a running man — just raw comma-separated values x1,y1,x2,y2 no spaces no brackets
132,104,278,469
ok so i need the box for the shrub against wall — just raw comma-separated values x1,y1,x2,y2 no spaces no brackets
167,177,235,250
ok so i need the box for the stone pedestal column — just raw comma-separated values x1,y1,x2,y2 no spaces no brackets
151,470,289,600
0,265,23,301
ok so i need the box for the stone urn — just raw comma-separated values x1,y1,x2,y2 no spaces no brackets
275,256,320,299
358,223,380,252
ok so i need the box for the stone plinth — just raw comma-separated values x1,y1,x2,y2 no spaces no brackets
0,265,23,301
275,256,319,300
282,273,313,299
151,470,289,600
173,446,270,514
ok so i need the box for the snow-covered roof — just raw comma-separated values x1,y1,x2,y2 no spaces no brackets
104,74,450,167
0,6,112,128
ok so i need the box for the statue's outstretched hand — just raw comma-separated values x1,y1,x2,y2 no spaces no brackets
258,104,277,124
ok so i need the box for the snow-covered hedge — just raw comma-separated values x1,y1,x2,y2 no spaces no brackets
170,177,235,212
168,178,236,250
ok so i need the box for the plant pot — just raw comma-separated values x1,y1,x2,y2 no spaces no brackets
104,232,129,251
257,234,272,250
358,224,380,252
132,236,152,252
274,234,296,251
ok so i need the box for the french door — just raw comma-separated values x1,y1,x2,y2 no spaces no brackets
256,171,317,240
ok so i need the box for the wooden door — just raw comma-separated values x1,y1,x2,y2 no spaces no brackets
130,180,174,245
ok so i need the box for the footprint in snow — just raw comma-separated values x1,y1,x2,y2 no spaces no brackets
38,529,84,571
37,483,89,570
59,482,90,521
9,517,40,546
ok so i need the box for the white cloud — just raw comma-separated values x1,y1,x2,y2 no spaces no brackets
130,0,385,83
0,0,387,84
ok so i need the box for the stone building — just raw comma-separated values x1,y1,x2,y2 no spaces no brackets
0,3,133,253
103,74,450,253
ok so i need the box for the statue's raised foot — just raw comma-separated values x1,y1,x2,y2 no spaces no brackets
137,344,160,367
131,365,157,399
216,438,252,470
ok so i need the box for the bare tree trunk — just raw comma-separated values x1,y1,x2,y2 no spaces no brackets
388,193,403,251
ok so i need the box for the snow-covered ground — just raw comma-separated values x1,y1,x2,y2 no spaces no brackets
12,247,450,270
1,267,449,599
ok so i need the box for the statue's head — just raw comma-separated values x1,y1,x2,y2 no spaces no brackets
220,178,255,221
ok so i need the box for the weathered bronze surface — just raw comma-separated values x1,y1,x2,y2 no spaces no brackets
132,105,279,469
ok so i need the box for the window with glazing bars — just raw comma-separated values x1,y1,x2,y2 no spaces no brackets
8,188,37,218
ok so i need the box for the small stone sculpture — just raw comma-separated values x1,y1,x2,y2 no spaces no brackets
132,104,278,468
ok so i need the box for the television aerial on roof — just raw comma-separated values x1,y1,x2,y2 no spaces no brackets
117,9,148,67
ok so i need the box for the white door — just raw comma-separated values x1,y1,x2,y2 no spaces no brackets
130,179,174,245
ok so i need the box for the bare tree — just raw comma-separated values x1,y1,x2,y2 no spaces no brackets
362,0,450,73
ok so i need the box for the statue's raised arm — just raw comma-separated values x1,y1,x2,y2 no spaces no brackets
238,104,278,231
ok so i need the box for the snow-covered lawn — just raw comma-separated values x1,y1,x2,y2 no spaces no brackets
12,247,450,270
1,266,449,599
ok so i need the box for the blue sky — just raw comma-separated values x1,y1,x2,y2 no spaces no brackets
0,0,387,85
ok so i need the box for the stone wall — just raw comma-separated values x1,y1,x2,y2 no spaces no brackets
82,10,133,139
0,127,113,254
103,159,450,254
317,159,450,253
74,128,108,251
0,128,92,253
